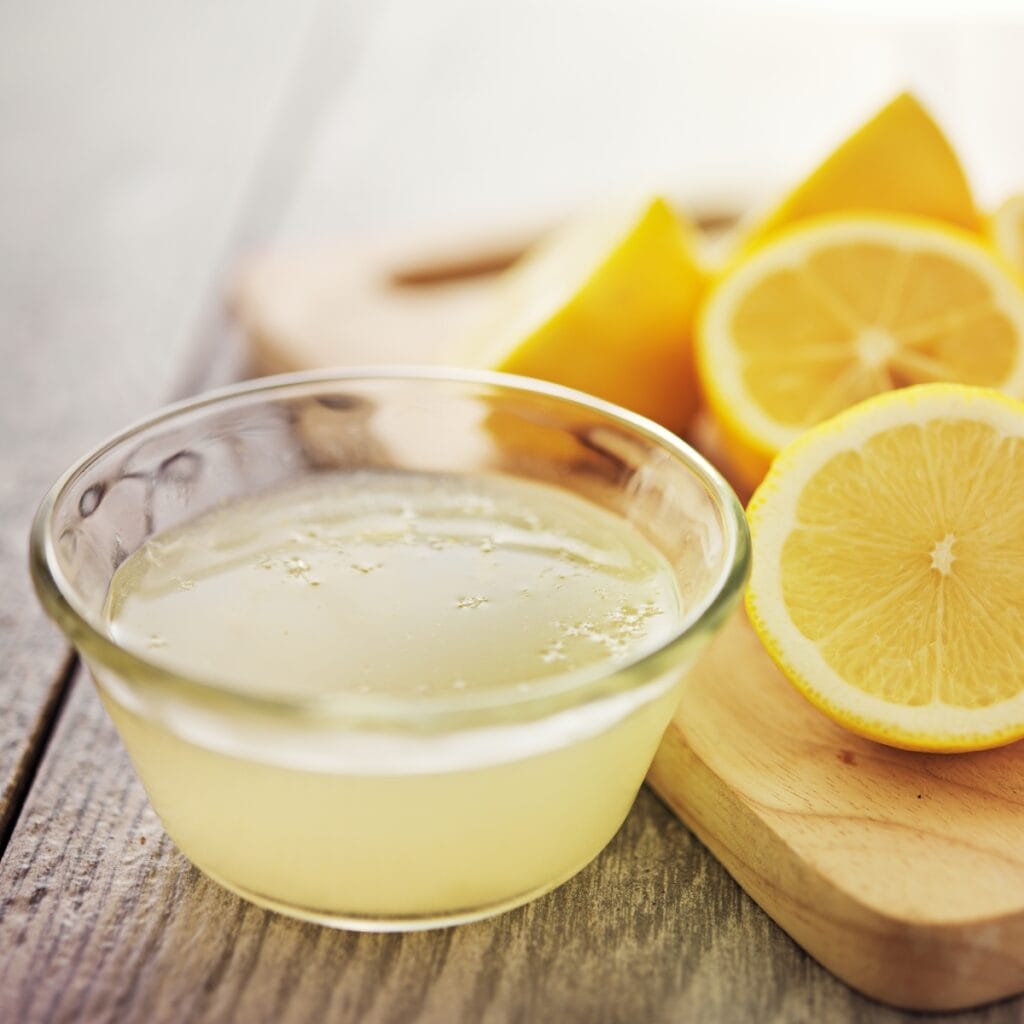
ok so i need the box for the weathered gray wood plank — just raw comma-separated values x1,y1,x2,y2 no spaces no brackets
0,0,324,838
3,670,1024,1024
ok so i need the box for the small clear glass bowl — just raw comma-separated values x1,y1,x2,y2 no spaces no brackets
30,368,749,931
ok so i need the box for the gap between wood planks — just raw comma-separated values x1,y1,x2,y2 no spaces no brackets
0,654,76,857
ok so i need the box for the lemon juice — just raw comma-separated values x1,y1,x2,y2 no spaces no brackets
100,470,690,927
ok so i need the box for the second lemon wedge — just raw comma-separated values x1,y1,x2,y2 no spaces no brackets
457,197,704,434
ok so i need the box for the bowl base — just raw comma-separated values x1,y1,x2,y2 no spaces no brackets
192,855,600,932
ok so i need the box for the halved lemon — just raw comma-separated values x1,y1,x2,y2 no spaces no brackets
698,213,1024,490
455,196,704,434
742,92,980,250
747,383,1024,752
991,194,1024,276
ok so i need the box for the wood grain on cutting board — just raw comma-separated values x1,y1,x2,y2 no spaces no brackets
651,610,1024,1012
232,228,1024,1012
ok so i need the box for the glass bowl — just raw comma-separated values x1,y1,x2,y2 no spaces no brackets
30,368,749,930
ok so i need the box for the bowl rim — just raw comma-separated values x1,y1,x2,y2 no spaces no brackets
30,366,750,732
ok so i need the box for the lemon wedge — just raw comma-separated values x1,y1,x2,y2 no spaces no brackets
457,197,704,433
697,213,1024,490
747,383,1024,752
991,194,1024,276
742,92,980,250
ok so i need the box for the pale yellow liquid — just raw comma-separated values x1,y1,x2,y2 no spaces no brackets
99,471,692,927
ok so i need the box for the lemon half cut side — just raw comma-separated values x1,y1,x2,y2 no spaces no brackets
746,383,1024,753
698,214,1024,489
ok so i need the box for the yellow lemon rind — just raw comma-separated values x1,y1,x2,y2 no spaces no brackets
741,91,981,252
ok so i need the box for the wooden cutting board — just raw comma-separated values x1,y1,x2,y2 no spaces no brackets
230,222,1024,1013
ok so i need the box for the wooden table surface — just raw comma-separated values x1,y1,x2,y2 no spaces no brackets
4,3,1024,1021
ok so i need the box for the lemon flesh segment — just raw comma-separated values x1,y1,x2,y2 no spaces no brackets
459,197,704,434
747,383,1024,752
698,215,1024,489
742,92,980,250
991,194,1024,276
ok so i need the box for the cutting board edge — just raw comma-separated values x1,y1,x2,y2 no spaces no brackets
647,723,1024,1013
